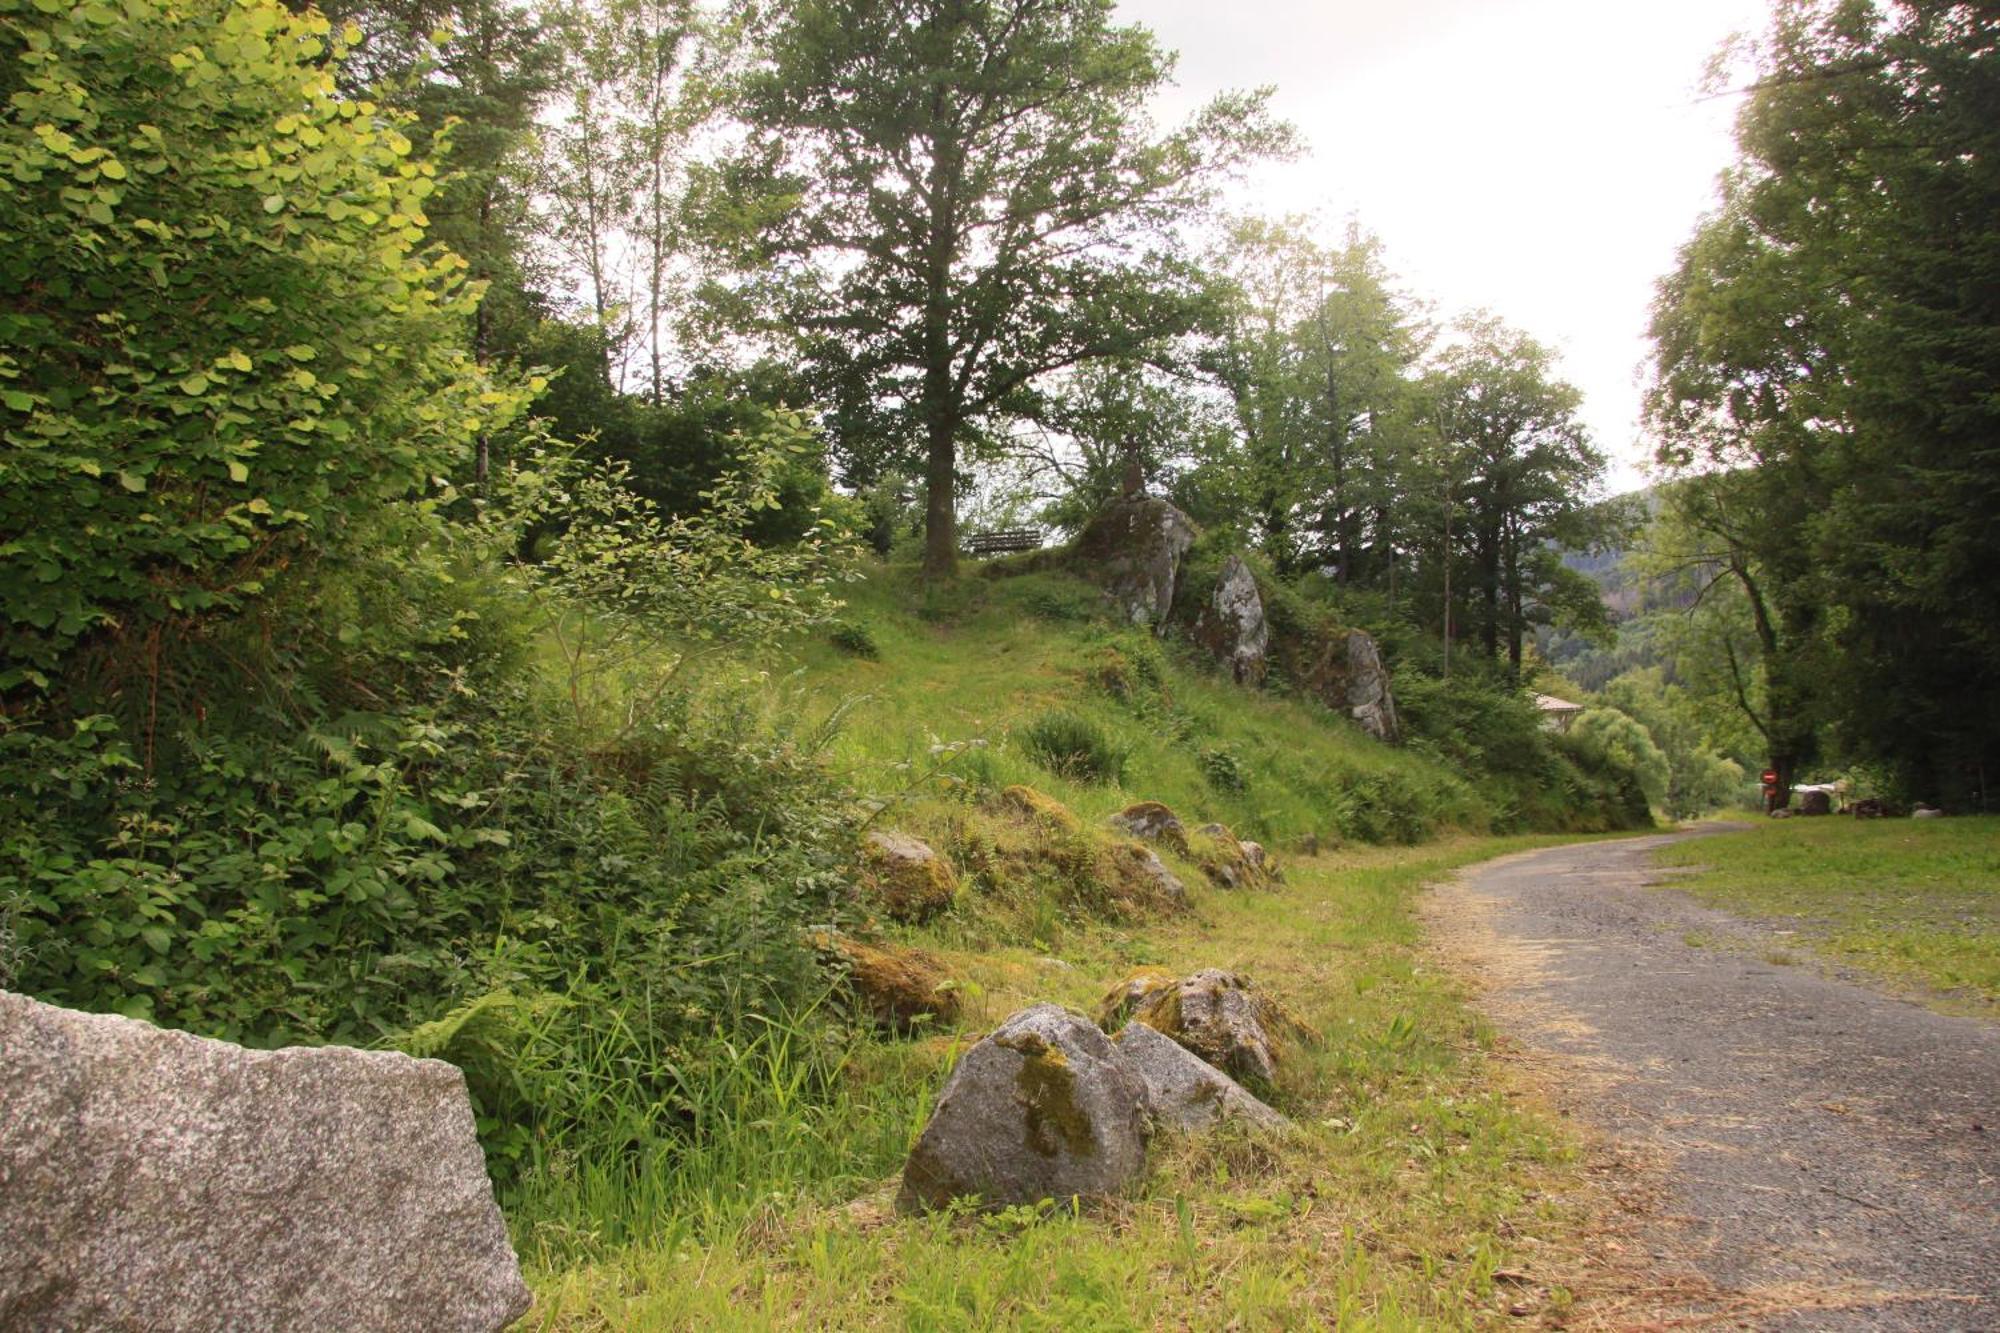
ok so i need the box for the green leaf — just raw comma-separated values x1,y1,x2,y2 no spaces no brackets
226,460,249,483
98,159,127,181
2,391,33,412
284,344,316,361
118,471,146,492
262,194,285,214
179,373,209,396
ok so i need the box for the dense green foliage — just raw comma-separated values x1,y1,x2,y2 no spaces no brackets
734,0,1293,575
1648,0,2000,807
0,0,528,681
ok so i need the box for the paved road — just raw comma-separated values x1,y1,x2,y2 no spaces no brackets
1437,831,2000,1330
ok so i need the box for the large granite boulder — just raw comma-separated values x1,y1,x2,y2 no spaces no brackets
0,990,530,1333
1114,1021,1287,1134
1338,629,1399,742
1191,555,1269,685
1285,626,1400,743
897,1004,1151,1214
1071,495,1197,629
860,830,957,922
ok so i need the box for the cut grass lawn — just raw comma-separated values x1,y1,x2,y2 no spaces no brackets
1655,816,2000,1008
520,833,1628,1330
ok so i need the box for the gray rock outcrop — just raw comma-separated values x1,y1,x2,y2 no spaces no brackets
1104,968,1309,1091
898,1004,1151,1214
1071,495,1196,629
1194,555,1268,685
1107,800,1189,853
1114,1021,1287,1134
1340,629,1399,742
0,990,530,1333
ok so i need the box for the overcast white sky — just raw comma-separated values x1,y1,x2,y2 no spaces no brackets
1118,0,1769,493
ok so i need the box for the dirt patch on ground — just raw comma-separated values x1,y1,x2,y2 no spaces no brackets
1426,832,2000,1330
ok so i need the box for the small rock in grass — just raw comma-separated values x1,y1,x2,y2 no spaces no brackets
1107,801,1188,853
1114,1021,1287,1134
897,1005,1151,1214
861,830,957,922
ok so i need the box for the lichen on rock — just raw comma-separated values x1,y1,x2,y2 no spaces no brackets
813,932,960,1034
860,830,957,922
897,1005,1150,1214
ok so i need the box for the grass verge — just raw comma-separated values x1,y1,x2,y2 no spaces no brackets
1654,816,2000,1008
521,832,1623,1330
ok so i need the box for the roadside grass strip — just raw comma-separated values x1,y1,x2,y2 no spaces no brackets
1655,817,2000,1008
521,836,1614,1330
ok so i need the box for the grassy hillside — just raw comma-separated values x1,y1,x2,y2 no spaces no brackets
505,560,1648,1327
524,833,1615,1329
793,563,1492,852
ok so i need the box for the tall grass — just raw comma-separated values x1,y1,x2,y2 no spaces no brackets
508,995,953,1268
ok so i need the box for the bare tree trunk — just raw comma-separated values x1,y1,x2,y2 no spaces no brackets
922,415,957,579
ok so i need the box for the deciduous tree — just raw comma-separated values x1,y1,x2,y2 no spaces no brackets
735,0,1291,576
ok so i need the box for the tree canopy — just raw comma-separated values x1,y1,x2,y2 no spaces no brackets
1648,0,2000,804
734,0,1293,575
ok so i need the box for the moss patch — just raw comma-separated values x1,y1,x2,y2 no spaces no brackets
996,1029,1095,1158
814,933,960,1034
859,834,958,922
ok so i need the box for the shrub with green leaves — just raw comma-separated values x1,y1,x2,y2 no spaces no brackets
827,620,881,659
0,0,533,685
1020,709,1126,784
1198,745,1249,793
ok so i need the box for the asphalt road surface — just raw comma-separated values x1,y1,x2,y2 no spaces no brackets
1439,831,2000,1330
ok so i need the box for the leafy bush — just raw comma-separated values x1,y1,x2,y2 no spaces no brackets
827,620,881,659
1561,707,1670,815
0,0,533,686
1020,710,1126,784
1199,746,1250,793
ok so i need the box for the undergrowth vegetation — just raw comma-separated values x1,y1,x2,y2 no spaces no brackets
522,834,1616,1328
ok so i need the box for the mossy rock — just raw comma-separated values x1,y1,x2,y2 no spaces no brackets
860,830,957,922
814,932,961,1034
1107,800,1189,855
994,784,1082,834
1096,967,1180,1030
1186,822,1271,890
1099,968,1317,1093
1068,495,1197,627
1096,841,1189,912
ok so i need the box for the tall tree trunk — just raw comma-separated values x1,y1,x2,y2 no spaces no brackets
918,55,962,581
1478,519,1501,660
922,413,957,579
1503,517,1524,673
